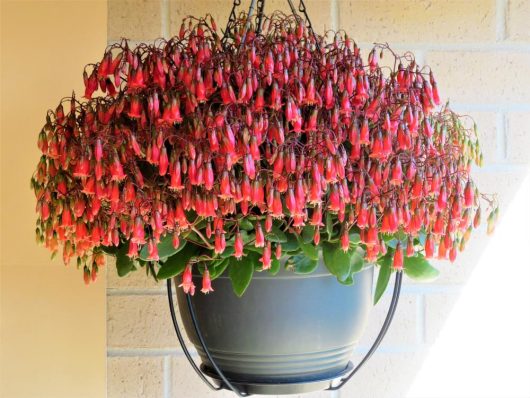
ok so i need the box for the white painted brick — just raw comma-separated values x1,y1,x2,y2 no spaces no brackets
108,0,164,41
340,352,426,398
424,292,461,345
359,293,418,349
170,356,284,398
425,51,530,105
106,257,162,289
506,112,530,163
169,0,332,37
107,356,164,398
338,0,496,44
506,0,530,41
107,295,181,349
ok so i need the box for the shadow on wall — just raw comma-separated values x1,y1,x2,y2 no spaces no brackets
346,167,530,398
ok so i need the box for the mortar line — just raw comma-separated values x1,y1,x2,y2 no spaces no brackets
357,41,530,53
161,0,170,38
449,103,530,112
331,0,339,32
107,348,192,357
107,287,166,296
473,163,528,173
496,0,507,41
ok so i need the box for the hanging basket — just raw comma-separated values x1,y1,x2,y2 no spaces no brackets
173,262,374,395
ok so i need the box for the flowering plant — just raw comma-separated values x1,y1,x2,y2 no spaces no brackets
31,12,497,300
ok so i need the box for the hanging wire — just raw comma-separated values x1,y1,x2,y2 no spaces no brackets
298,0,321,51
222,0,242,44
240,0,258,47
256,0,266,34
286,0,298,15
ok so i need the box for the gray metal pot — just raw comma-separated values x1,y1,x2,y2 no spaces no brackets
175,260,374,395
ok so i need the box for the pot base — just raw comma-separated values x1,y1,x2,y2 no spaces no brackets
201,361,353,395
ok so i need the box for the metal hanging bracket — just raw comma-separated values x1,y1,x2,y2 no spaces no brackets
167,271,403,395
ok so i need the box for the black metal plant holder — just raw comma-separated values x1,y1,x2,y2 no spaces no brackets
166,0,404,395
167,271,403,396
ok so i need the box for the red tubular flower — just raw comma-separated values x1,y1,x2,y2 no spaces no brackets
255,222,265,248
128,96,142,118
219,171,232,199
359,119,370,144
73,156,90,178
464,180,474,207
260,241,272,270
110,155,126,181
201,268,214,294
234,231,244,259
340,229,349,252
32,13,496,287
127,241,139,258
179,264,195,295
425,234,435,258
243,154,256,180
147,238,159,261
393,243,404,270
313,228,321,245
159,147,169,176
390,159,403,185
214,231,226,254
275,243,282,259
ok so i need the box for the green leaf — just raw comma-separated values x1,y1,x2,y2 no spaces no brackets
296,235,319,260
209,258,230,280
338,274,355,285
290,254,319,274
302,225,316,244
374,255,392,305
156,244,197,280
238,218,254,231
404,255,440,282
245,245,264,255
350,247,365,273
101,245,118,255
349,232,361,244
266,224,287,243
282,232,299,252
322,242,351,280
139,233,186,261
116,244,134,277
269,258,281,275
219,246,235,258
228,255,255,297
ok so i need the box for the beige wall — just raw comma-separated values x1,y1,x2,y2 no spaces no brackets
106,1,530,398
1,1,107,397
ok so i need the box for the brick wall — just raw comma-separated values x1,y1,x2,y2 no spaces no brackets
106,1,530,397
